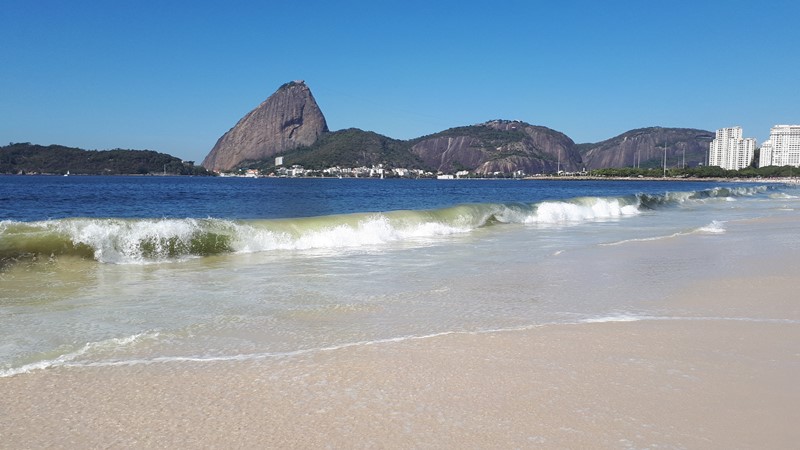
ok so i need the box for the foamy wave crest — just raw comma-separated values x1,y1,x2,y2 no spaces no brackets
0,217,238,264
706,185,769,198
1,211,485,264
0,332,158,378
0,185,775,265
231,212,475,253
696,220,726,234
770,192,799,199
636,185,769,209
525,197,640,224
55,218,237,264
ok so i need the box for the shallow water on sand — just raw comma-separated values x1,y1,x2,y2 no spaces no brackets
1,177,798,376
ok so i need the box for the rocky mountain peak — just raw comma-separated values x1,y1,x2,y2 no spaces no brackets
202,81,328,171
409,119,581,175
579,127,714,169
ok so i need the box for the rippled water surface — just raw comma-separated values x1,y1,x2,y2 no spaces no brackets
2,176,797,376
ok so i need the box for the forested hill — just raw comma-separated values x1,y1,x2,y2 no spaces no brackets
0,143,212,175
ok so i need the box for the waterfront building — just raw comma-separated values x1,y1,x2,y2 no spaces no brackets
759,140,774,167
709,126,756,170
758,125,800,167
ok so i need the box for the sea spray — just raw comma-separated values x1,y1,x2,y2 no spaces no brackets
526,197,640,224
0,185,777,266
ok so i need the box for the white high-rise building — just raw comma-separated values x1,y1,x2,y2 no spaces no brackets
758,139,774,167
758,125,800,167
708,126,756,170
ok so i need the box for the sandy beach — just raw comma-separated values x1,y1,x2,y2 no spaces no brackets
3,268,799,449
4,0,800,445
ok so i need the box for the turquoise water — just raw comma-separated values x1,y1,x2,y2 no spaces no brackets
1,176,797,376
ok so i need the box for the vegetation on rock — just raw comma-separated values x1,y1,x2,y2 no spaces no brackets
247,128,425,172
589,165,800,179
0,143,212,175
411,124,529,149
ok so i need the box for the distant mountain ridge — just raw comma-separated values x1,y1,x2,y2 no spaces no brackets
410,120,581,175
579,127,715,170
194,81,715,174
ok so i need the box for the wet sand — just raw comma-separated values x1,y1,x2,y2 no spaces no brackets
3,271,799,449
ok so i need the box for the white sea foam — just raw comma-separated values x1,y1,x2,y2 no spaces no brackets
664,191,695,203
576,315,800,326
41,331,471,372
600,232,685,246
26,213,477,263
666,316,800,324
232,215,472,254
526,198,639,225
580,314,651,323
47,218,219,264
601,220,726,246
0,332,159,378
4,185,771,265
5,314,797,377
696,220,726,234
770,193,799,199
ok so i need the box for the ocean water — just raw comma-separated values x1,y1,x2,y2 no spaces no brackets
1,176,798,377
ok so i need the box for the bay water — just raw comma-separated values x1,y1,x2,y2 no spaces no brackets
1,176,798,377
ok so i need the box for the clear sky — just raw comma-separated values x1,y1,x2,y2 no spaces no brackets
2,0,798,163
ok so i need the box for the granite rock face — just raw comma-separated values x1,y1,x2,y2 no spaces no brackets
411,120,582,175
202,81,328,171
202,80,714,174
580,128,714,170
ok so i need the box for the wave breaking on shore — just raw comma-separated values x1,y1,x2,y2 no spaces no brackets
0,186,769,265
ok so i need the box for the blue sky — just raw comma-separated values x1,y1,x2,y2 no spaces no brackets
2,0,798,163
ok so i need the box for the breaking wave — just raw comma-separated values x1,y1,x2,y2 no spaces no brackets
0,186,768,265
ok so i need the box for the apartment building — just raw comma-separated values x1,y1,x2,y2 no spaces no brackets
708,126,756,170
758,125,800,167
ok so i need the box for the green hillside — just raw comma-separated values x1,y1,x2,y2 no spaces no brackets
247,128,426,171
1,143,212,175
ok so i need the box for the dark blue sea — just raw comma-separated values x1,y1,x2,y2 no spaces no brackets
0,175,752,221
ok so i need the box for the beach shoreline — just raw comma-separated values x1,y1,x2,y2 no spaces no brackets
3,186,799,448
522,175,800,184
3,269,798,449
